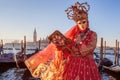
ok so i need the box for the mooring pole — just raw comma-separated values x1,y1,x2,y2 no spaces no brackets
24,36,27,60
39,38,41,50
0,40,3,58
117,41,119,65
114,40,118,65
104,41,106,58
98,37,103,68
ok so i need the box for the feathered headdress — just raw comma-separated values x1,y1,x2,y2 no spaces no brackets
65,2,90,22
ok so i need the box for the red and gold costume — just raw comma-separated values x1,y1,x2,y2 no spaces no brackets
63,25,101,80
25,2,102,80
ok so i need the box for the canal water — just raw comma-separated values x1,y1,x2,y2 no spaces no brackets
0,67,116,80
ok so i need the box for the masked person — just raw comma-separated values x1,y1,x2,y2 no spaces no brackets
62,2,102,80
25,2,102,80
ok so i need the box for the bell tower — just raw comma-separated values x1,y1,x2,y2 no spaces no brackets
33,28,37,42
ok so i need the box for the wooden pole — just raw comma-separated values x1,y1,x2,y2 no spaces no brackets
12,42,15,60
1,40,3,53
117,41,119,65
104,41,106,58
0,40,2,58
21,40,24,55
114,40,118,65
0,40,3,58
0,40,4,57
21,40,23,49
99,37,103,67
39,38,41,50
24,36,26,60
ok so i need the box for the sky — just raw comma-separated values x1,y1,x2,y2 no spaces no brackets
0,0,120,47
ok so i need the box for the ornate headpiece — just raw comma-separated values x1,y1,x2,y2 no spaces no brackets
65,2,90,22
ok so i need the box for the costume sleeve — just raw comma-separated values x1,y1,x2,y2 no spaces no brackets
79,32,97,56
25,42,65,79
24,43,56,77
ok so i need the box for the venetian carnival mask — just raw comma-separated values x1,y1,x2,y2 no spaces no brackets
65,2,90,32
77,19,88,31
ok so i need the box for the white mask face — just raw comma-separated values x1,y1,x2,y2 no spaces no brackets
77,19,88,31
